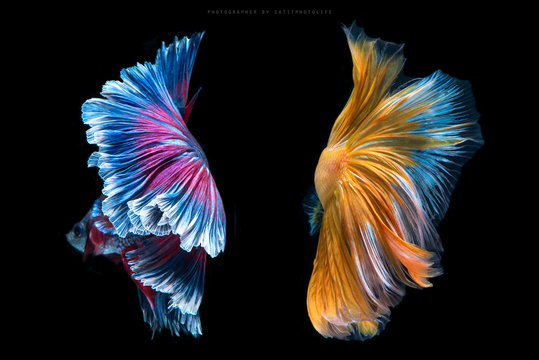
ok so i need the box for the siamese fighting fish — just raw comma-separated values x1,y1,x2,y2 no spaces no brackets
304,24,483,340
66,32,225,338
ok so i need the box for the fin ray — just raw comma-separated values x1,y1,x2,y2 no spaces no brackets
125,235,207,315
82,34,225,257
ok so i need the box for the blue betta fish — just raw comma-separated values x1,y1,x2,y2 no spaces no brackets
66,32,226,338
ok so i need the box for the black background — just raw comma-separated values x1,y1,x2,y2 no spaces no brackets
26,2,519,357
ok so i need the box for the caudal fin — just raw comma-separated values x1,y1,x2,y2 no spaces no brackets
122,235,207,337
137,290,202,338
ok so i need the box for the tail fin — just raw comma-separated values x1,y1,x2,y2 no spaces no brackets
137,290,202,338
307,24,482,340
122,235,207,337
125,235,207,315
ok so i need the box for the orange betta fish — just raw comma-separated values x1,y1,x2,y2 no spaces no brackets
304,23,483,340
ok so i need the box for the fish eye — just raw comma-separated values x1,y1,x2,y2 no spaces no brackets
74,224,83,238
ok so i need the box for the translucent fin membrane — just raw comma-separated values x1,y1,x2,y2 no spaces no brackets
137,290,202,338
303,189,325,236
307,23,483,340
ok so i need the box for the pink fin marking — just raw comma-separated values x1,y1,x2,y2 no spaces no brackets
183,87,201,122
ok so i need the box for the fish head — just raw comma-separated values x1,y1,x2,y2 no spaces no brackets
66,219,88,253
315,145,348,207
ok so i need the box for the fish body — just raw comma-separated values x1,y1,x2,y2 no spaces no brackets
67,32,224,338
67,197,207,336
67,197,127,260
305,24,483,340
